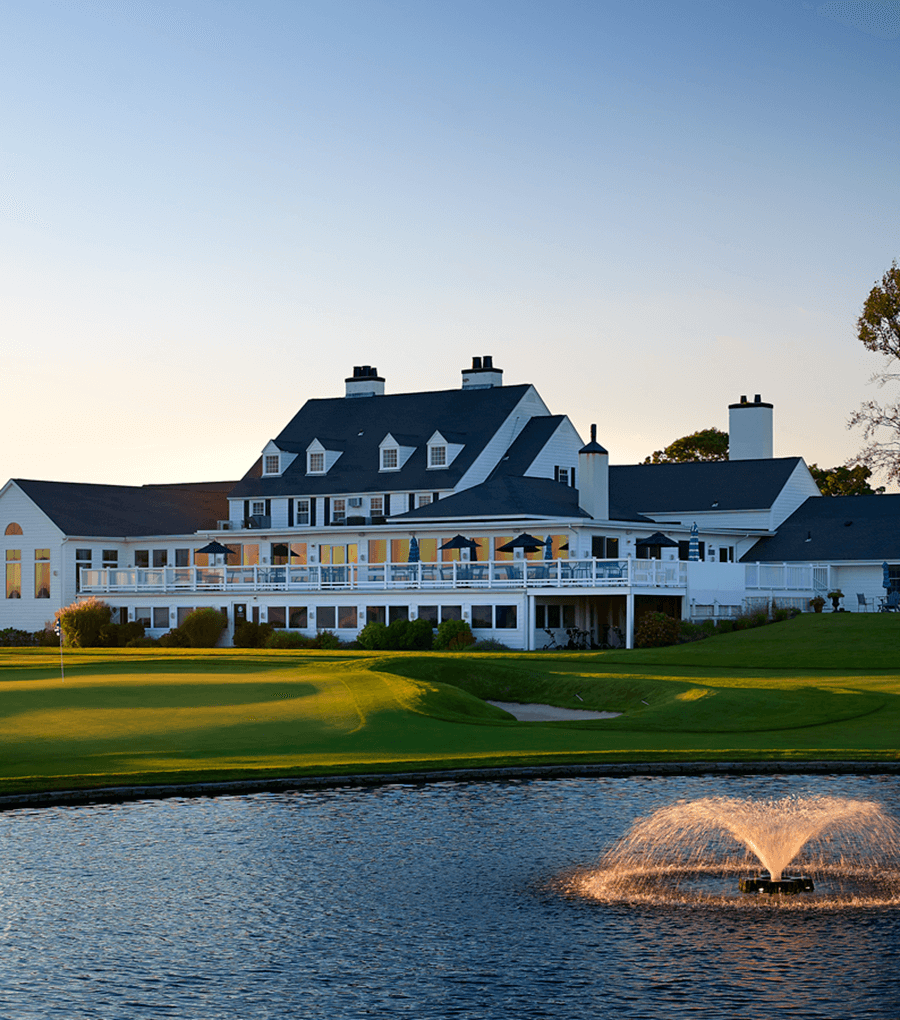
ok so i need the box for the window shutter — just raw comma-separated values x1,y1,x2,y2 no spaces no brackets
288,500,294,527
265,499,271,516
408,493,415,512
310,499,317,527
432,491,439,502
324,497,330,524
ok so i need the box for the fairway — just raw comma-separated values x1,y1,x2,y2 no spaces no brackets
1,614,898,797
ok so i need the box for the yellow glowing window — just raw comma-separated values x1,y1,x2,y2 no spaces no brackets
391,539,409,562
4,523,22,536
368,539,387,564
418,538,437,562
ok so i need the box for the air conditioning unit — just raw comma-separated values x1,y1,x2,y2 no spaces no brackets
348,498,363,508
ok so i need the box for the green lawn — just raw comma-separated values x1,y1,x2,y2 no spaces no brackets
1,613,898,796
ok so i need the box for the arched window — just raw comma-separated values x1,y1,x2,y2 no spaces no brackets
4,523,22,536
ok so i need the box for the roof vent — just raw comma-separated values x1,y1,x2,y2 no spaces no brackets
461,355,503,389
345,365,385,398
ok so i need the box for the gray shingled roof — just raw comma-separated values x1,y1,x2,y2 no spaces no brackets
13,479,235,537
229,384,535,498
741,495,900,562
394,475,651,523
488,416,566,479
610,458,807,513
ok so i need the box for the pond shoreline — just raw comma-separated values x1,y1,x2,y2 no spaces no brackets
2,759,899,812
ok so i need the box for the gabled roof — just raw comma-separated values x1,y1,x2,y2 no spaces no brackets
741,495,900,562
229,384,535,498
394,475,651,524
610,457,807,514
13,479,235,537
488,416,566,479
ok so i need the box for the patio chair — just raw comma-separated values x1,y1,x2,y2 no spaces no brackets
856,593,874,613
880,590,900,612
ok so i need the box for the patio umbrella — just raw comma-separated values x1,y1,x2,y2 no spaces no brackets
195,540,233,558
688,523,700,562
498,534,548,554
635,532,679,548
544,536,554,560
408,536,420,563
884,562,892,590
440,535,480,560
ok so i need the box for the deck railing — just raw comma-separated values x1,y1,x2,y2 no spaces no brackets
79,558,688,594
744,563,830,593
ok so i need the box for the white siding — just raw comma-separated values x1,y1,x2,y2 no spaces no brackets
649,509,773,531
0,482,67,631
524,417,584,483
456,387,551,491
770,460,820,528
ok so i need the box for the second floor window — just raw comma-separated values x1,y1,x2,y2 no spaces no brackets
332,499,346,524
417,494,432,507
252,501,266,518
370,496,384,517
297,499,310,525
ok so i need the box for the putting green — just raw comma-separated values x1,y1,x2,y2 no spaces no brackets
0,613,898,797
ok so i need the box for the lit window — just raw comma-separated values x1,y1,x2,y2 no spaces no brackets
333,499,346,524
309,452,325,473
4,523,22,536
370,496,384,517
264,455,279,475
429,445,446,468
34,549,50,599
6,550,21,599
381,448,398,470
297,499,310,525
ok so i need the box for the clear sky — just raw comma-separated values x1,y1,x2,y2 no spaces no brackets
2,0,899,487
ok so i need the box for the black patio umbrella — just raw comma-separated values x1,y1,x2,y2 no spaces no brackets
635,532,679,548
195,540,234,558
272,543,303,559
440,534,481,562
498,533,549,554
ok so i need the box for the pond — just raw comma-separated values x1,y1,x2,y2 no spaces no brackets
0,773,898,1019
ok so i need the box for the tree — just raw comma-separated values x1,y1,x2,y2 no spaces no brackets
643,427,729,463
848,260,900,483
808,463,885,496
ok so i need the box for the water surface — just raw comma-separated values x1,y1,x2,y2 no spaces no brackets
0,774,897,1018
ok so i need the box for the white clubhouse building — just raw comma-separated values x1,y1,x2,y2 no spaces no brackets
2,358,898,647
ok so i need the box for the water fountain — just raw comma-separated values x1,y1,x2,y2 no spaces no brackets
570,795,900,907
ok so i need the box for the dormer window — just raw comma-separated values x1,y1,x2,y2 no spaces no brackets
264,454,279,475
381,447,399,471
309,451,325,473
426,430,463,470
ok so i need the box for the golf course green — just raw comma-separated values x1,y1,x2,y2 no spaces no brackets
0,613,897,798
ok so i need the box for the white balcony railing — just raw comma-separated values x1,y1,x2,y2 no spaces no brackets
744,563,830,593
79,558,688,595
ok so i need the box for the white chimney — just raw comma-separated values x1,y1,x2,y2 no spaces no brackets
578,424,609,520
461,355,503,389
345,365,385,398
728,394,773,459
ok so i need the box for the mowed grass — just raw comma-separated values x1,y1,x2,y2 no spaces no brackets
0,613,898,796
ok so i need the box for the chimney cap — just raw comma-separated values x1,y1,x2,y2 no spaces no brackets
579,423,608,455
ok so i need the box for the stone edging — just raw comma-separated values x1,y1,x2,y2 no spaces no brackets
1,760,898,812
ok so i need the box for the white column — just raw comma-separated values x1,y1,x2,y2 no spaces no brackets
626,591,635,649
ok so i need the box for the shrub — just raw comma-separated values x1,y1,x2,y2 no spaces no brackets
233,621,273,648
56,597,112,648
265,631,313,649
357,621,389,650
433,618,475,651
97,620,147,647
126,636,158,647
179,608,226,648
715,620,734,634
312,630,340,649
158,627,190,647
467,638,510,651
678,620,704,643
634,612,680,648
772,607,791,622
699,619,716,637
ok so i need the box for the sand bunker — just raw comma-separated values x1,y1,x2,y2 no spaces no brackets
487,701,621,721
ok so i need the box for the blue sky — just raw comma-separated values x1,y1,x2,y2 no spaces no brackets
2,0,898,486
